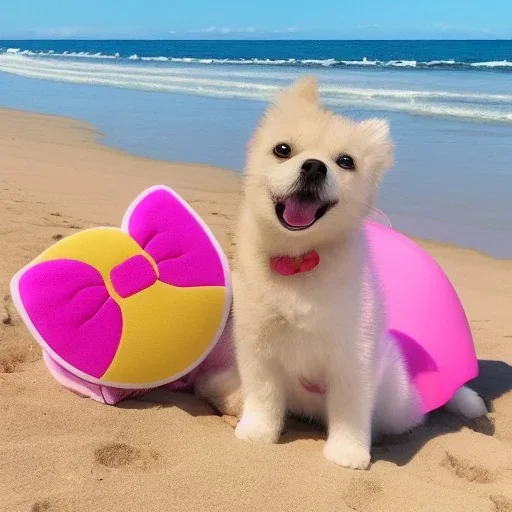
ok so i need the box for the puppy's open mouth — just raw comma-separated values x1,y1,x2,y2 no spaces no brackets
274,195,337,231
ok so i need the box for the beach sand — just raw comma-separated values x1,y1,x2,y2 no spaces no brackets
1,109,511,512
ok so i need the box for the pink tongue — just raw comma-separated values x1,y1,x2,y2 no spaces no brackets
283,197,322,227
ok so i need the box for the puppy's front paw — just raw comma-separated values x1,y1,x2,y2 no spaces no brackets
324,438,371,470
235,412,280,444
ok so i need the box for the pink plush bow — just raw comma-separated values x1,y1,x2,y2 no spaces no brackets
17,188,226,380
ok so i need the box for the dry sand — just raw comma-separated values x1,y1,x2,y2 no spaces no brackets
1,108,511,512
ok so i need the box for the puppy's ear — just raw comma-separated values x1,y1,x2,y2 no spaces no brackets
358,118,394,173
280,76,320,105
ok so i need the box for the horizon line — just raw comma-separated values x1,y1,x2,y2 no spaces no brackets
1,37,512,42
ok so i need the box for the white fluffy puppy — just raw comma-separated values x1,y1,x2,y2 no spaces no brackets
196,76,487,469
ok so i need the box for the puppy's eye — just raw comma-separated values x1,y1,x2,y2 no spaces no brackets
273,143,292,159
336,154,355,170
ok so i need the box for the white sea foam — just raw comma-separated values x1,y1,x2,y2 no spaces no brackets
0,53,511,124
340,57,378,66
386,60,417,68
425,59,456,66
3,48,120,59
471,60,512,68
300,58,336,66
141,56,169,61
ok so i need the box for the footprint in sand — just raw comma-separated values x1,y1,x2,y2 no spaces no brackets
342,475,383,511
94,442,160,470
441,452,496,483
490,495,512,512
94,442,142,468
31,500,51,512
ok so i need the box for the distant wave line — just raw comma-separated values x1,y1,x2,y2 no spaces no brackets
2,48,512,70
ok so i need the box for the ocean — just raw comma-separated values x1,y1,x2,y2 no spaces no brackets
0,40,511,256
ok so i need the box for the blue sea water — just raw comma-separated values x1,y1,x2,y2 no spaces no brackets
0,40,511,256
1,39,512,69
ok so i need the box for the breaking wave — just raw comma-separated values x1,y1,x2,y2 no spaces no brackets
2,47,512,70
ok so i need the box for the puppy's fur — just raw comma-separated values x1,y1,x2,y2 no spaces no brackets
196,77,487,469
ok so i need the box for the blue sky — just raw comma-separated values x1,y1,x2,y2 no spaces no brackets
1,0,511,39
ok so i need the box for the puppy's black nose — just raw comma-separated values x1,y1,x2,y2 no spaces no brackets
301,159,327,181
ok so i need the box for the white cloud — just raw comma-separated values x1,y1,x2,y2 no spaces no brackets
356,23,381,29
21,25,145,39
28,26,84,38
183,26,300,36
272,27,298,33
189,26,252,34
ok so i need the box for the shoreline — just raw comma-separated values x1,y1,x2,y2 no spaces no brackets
0,107,241,244
1,105,506,261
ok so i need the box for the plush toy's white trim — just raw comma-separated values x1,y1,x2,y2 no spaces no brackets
10,185,233,390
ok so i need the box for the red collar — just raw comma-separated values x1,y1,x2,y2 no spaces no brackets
299,377,327,394
269,250,320,276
